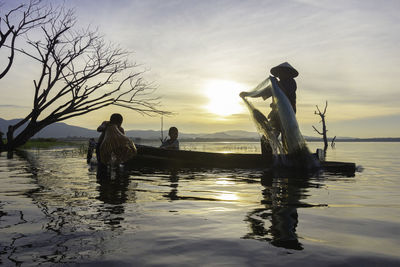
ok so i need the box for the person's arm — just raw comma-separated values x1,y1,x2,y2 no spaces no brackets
160,139,178,149
97,121,108,132
160,139,170,148
130,141,137,155
240,86,272,100
161,139,179,150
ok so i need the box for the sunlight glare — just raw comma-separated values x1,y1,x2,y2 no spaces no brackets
216,192,239,201
204,80,246,116
215,179,235,185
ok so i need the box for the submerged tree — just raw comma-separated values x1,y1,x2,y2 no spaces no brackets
1,3,168,151
312,101,335,152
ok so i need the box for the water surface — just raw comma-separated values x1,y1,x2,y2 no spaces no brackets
1,142,400,266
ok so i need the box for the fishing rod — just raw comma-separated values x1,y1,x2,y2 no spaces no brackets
160,115,164,142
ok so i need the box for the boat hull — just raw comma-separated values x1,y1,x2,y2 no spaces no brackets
126,145,356,175
129,145,269,169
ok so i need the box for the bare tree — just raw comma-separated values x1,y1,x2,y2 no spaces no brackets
1,5,169,151
331,135,336,149
312,101,334,152
0,0,50,79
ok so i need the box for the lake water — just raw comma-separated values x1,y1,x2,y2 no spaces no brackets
1,142,400,266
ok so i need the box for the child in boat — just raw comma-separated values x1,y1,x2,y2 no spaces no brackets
160,126,179,150
96,113,137,165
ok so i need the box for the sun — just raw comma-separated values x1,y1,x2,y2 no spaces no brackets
204,80,246,116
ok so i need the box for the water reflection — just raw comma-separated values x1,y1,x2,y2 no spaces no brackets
164,170,179,201
95,165,132,227
2,150,138,264
244,170,324,250
1,147,362,265
151,166,318,250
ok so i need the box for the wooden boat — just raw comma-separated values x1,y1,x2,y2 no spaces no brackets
126,144,356,175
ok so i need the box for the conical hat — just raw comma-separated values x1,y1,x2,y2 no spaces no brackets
270,62,298,78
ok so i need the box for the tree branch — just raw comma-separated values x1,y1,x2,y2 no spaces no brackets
0,0,51,79
2,3,170,149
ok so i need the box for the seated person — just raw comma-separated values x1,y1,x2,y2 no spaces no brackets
160,126,179,150
96,113,137,165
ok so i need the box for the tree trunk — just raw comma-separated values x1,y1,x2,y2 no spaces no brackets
5,119,52,151
321,116,328,151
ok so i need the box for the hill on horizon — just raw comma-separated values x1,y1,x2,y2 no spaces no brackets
0,118,260,140
3,118,397,141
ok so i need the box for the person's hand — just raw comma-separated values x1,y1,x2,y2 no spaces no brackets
239,92,248,98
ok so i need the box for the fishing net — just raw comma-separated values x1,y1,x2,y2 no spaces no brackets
241,76,318,168
100,124,137,165
241,96,284,156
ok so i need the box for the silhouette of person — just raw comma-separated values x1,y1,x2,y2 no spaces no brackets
160,126,179,150
240,62,299,155
86,138,96,164
96,113,137,166
270,62,298,113
0,131,4,151
240,62,298,113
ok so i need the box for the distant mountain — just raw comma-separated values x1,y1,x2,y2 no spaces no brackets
0,118,259,140
0,118,97,138
126,130,259,140
3,117,397,141
36,122,97,138
197,130,260,139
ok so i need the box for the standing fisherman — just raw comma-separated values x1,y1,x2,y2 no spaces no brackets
240,62,299,155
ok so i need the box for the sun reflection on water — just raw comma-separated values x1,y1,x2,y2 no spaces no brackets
215,179,235,186
216,192,239,201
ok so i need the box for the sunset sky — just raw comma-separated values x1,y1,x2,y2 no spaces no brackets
1,0,400,138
